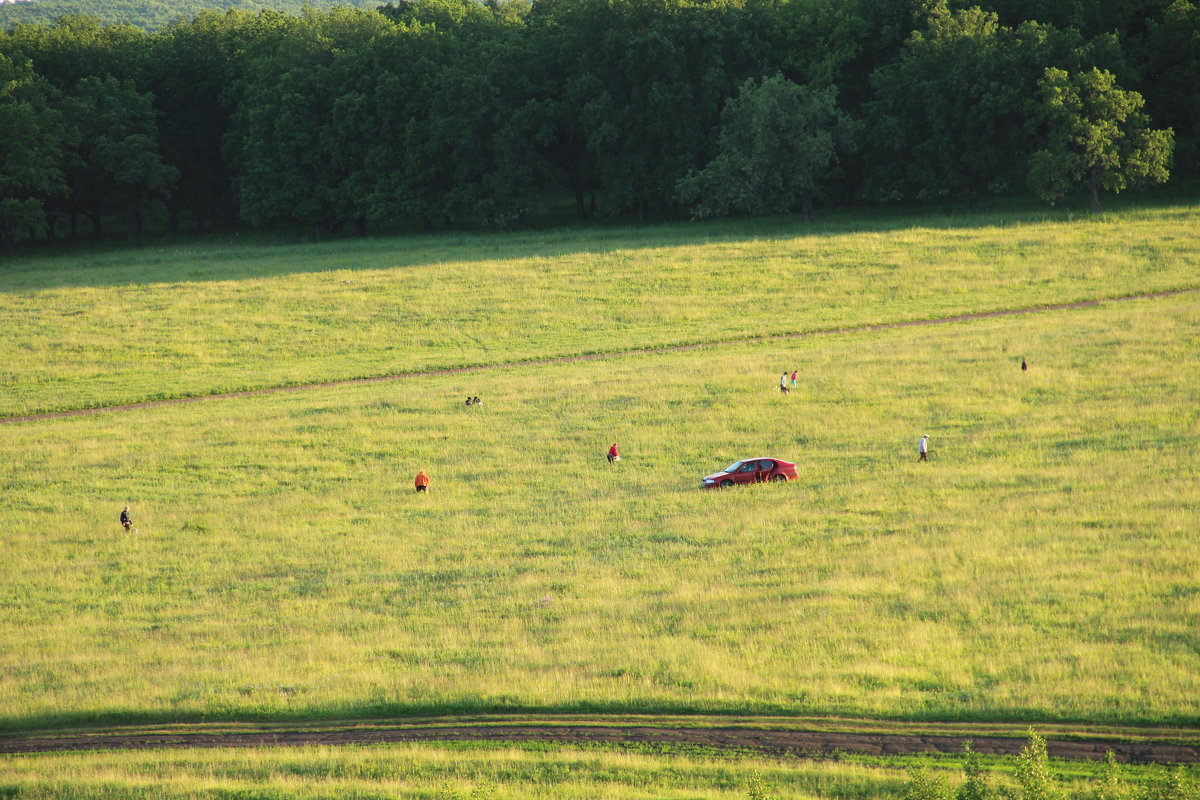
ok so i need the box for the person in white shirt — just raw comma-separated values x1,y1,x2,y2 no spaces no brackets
918,435,929,462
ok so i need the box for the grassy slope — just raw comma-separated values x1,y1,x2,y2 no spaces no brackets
1,290,1196,729
2,206,1197,417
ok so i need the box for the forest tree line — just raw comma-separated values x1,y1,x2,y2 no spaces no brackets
1,0,1195,251
0,0,382,33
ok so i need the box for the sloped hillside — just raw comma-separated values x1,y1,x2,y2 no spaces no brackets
0,0,381,31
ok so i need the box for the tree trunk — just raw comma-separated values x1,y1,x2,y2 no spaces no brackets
355,217,367,236
90,214,102,240
575,187,586,219
1088,169,1101,214
69,212,78,238
801,191,814,223
636,197,646,224
422,215,433,233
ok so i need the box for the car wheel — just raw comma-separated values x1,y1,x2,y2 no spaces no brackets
720,479,734,488
771,474,787,482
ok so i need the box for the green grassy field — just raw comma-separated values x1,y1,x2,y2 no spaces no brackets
1,292,1196,728
2,204,1197,417
2,203,1199,796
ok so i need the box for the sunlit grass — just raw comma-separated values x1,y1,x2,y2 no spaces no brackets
2,293,1196,730
1,204,1197,416
2,739,1195,799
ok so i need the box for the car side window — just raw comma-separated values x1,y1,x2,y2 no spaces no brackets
738,462,756,472
759,460,775,471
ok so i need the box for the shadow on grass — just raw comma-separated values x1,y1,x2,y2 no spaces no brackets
3,190,1196,293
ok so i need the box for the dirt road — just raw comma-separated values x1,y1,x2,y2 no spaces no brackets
3,286,1195,425
4,719,1199,762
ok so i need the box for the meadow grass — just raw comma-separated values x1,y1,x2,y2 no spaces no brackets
1,292,1196,730
2,740,1196,799
1,203,1197,416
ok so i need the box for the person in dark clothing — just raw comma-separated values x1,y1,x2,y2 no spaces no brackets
1021,357,1027,371
120,506,132,531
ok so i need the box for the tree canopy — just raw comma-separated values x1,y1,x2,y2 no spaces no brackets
0,0,1189,250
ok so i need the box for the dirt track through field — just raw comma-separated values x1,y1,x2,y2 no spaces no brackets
4,286,1196,426
3,720,1200,762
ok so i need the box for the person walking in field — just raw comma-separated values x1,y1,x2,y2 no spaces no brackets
780,373,789,394
608,443,620,464
1021,357,1027,372
790,370,798,388
415,470,430,493
120,506,132,531
918,435,929,462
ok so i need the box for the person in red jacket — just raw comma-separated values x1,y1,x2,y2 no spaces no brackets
607,443,620,464
415,470,430,492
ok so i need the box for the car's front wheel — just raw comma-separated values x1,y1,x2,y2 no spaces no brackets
720,479,734,488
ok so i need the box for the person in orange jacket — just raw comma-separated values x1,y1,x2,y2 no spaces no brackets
415,470,430,492
607,443,620,464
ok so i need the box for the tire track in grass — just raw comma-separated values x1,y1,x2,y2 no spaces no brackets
3,286,1196,425
2,720,1199,761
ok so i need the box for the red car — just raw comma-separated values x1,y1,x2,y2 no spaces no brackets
701,457,797,488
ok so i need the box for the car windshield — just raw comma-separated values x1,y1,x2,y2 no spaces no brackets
724,461,743,473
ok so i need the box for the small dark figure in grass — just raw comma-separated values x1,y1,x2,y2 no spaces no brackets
120,506,133,531
918,435,929,462
415,470,430,493
473,396,483,406
1021,357,1028,372
608,443,620,464
465,396,472,406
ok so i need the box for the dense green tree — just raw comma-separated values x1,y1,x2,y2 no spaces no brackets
0,0,1193,248
0,15,149,90
545,0,775,221
60,75,178,236
676,75,851,221
1135,0,1200,174
865,7,1077,205
395,0,536,228
771,0,871,90
226,9,390,233
0,53,68,252
147,12,241,231
1027,66,1173,212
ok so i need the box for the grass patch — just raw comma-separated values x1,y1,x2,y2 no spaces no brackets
1,739,1196,799
1,294,1196,730
2,204,1197,416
